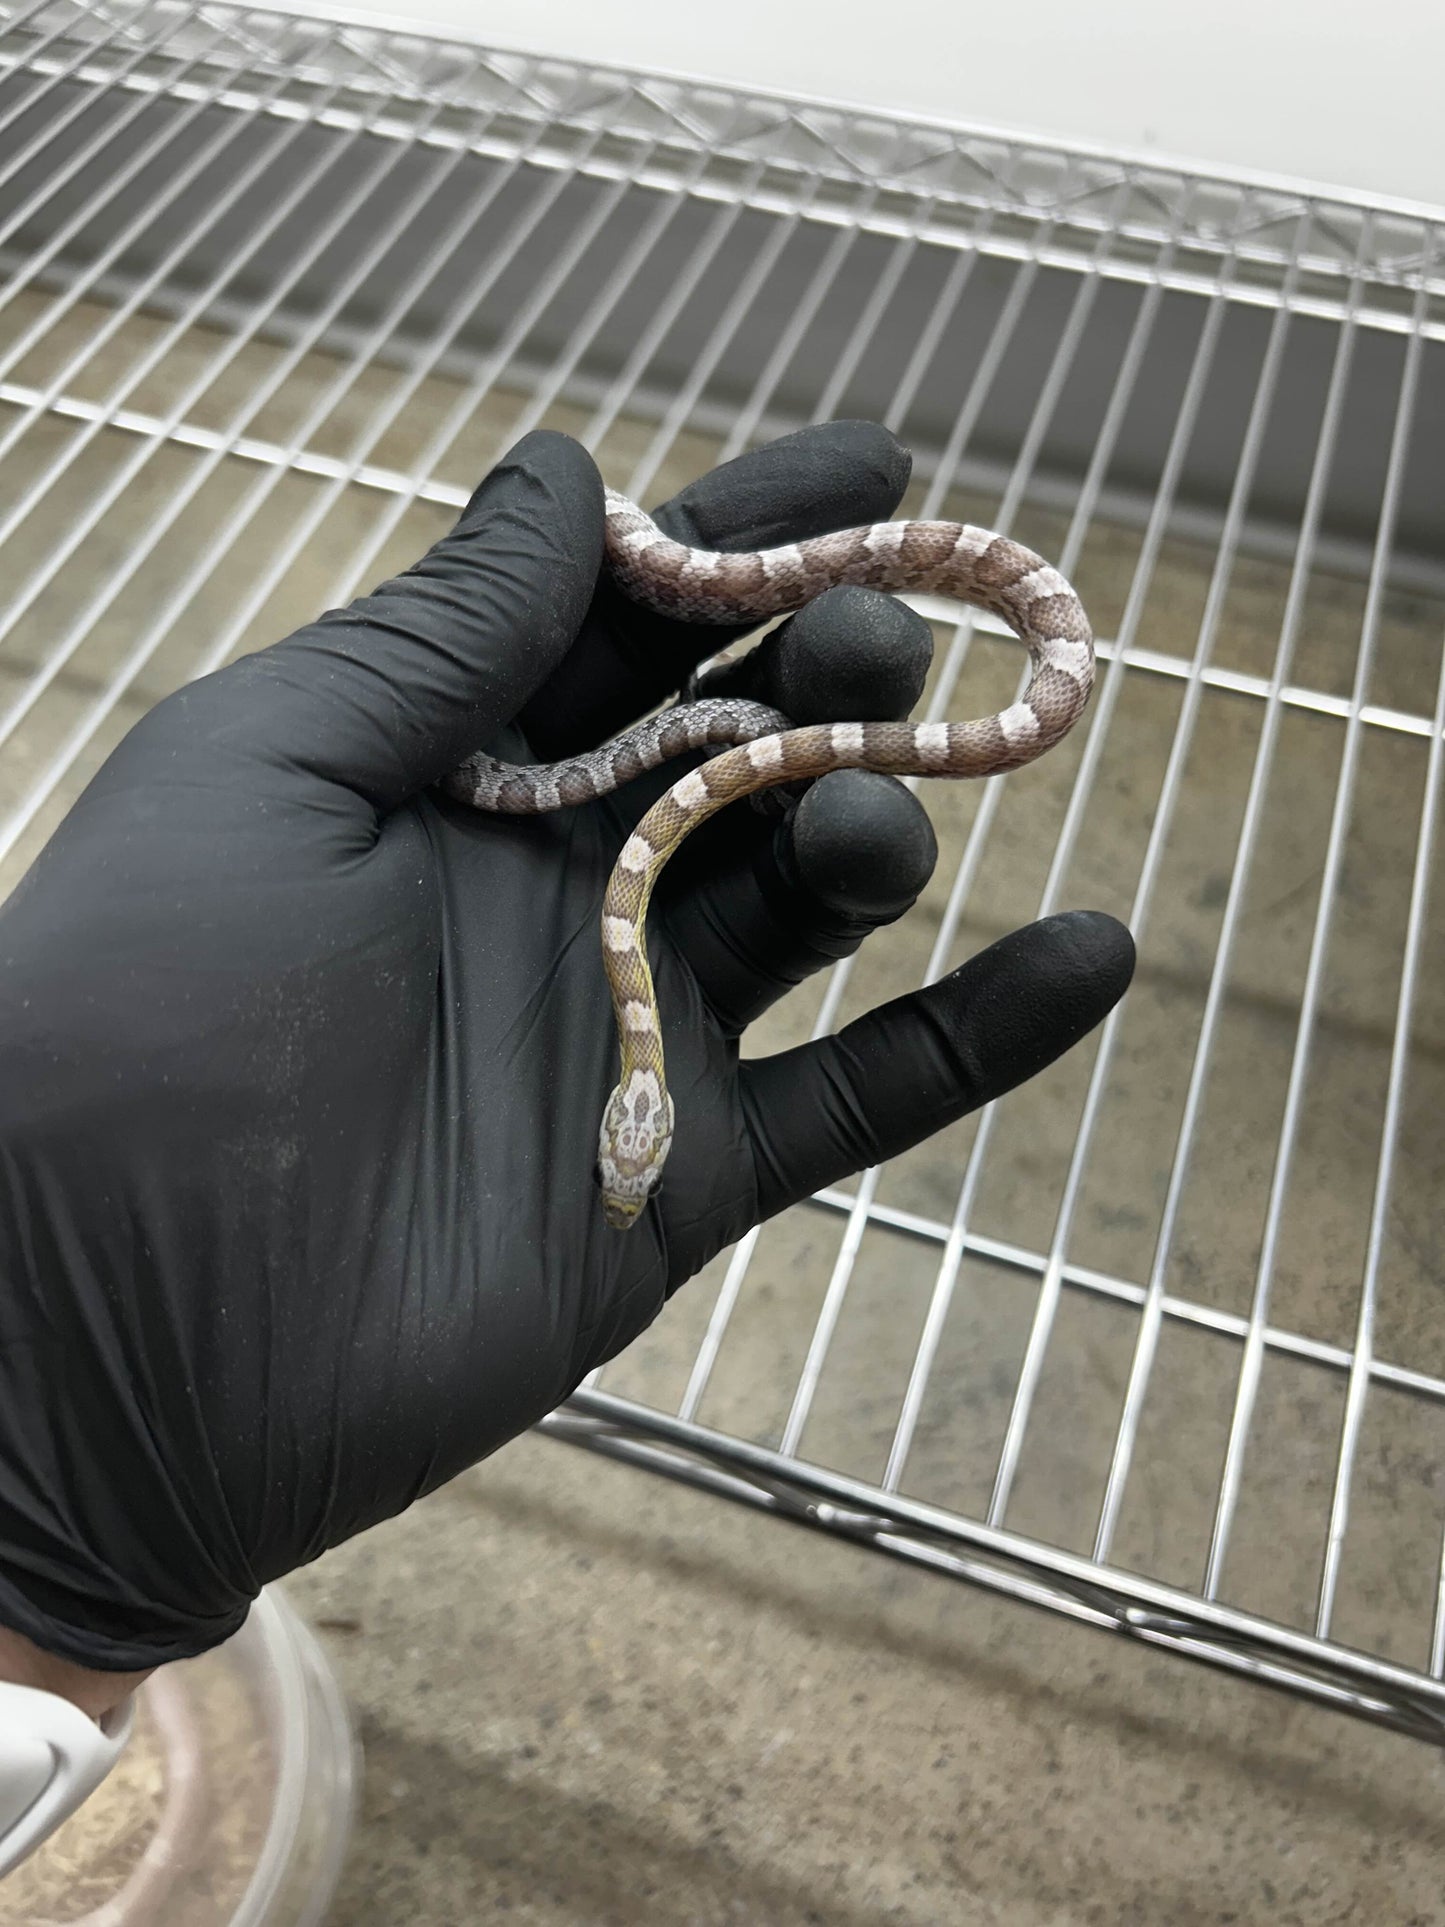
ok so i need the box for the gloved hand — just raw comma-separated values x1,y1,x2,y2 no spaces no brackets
0,424,1134,1672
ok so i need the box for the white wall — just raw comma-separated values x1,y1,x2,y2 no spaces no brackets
275,1,1444,209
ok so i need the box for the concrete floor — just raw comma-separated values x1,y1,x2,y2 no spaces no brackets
285,1435,1445,1925
4,294,1445,1922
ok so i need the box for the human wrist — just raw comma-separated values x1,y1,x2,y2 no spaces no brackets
0,1631,140,1879
0,1622,151,1722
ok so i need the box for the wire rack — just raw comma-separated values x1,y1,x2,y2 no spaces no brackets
3,0,1445,1744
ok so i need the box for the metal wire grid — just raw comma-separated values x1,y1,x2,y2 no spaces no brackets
2,1,1445,1741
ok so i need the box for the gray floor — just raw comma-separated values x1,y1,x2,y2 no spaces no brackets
286,1436,1445,1925
4,298,1445,1922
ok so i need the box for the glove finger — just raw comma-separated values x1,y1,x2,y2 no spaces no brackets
598,575,934,840
517,419,912,760
643,584,938,1024
663,768,937,1033
738,912,1136,1222
152,431,604,815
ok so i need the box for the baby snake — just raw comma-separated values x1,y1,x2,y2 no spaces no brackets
442,488,1096,1230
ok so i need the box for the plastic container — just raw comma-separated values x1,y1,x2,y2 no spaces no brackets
1,1589,358,1926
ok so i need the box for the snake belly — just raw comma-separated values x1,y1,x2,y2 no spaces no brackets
445,486,1096,1231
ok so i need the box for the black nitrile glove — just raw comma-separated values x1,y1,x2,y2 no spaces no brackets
0,425,1134,1671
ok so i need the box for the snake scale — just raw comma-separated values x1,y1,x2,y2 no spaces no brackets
441,488,1096,1230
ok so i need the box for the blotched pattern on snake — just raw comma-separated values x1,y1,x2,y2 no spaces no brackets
441,488,1096,1230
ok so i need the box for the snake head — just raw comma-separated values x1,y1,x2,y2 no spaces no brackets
596,1068,675,1230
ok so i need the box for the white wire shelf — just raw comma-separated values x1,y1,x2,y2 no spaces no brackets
2,0,1444,1744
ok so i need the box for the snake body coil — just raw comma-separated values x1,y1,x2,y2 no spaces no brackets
442,488,1096,1230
